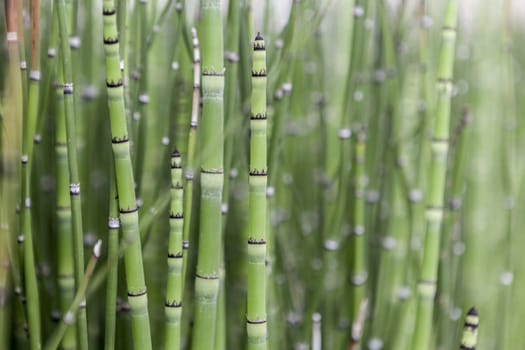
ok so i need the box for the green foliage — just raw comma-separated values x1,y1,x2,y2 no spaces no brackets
1,1,524,349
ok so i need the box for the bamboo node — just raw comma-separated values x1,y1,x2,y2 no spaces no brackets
6,32,17,42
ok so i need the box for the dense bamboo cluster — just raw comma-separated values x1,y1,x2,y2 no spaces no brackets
3,0,525,349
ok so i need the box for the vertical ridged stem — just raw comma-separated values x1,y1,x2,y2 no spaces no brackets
411,1,459,349
246,33,267,350
181,27,200,295
55,52,76,350
191,0,224,348
4,0,25,344
19,0,42,347
350,130,367,340
43,242,102,350
104,175,119,350
165,151,184,350
55,0,90,347
133,0,150,197
459,307,478,350
101,0,152,348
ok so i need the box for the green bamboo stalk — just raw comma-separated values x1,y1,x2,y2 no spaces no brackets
19,0,43,347
181,27,200,294
246,33,268,350
165,150,184,350
33,6,59,146
55,53,77,350
104,175,119,350
459,307,478,350
3,1,25,345
349,129,367,336
411,1,459,348
133,0,150,197
191,0,225,347
55,0,90,347
438,110,472,349
43,241,102,350
101,0,153,348
0,214,9,350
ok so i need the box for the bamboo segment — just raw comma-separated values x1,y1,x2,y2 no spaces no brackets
55,54,76,350
104,176,119,350
182,27,200,294
246,33,268,350
165,150,184,350
411,1,459,349
55,0,90,347
101,0,152,348
460,307,478,350
191,0,225,348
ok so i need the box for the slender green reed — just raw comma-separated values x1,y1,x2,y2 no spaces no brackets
459,307,478,350
181,27,200,293
3,1,25,344
246,33,268,350
18,0,42,347
56,0,91,346
104,175,119,350
101,0,152,348
411,1,459,348
43,241,102,350
165,150,184,349
349,129,367,337
54,53,76,350
191,0,225,347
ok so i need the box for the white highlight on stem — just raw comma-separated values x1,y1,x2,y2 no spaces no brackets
6,32,18,42
63,311,75,325
382,236,396,250
500,271,514,286
69,36,81,49
312,313,322,350
63,83,74,94
353,5,364,17
93,240,102,258
338,128,352,140
70,183,81,195
324,239,339,251
367,338,384,350
30,70,41,80
109,217,120,229
138,94,150,104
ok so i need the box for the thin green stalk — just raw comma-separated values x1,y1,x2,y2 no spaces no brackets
165,150,184,350
55,53,76,350
438,110,472,349
411,1,459,349
3,1,25,344
133,0,150,197
18,0,42,347
43,241,102,350
191,0,225,347
349,129,367,336
104,175,119,350
181,27,200,294
246,33,267,350
459,307,478,350
101,0,153,348
56,0,90,347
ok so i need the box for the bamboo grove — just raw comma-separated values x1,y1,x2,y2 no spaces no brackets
4,0,525,349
